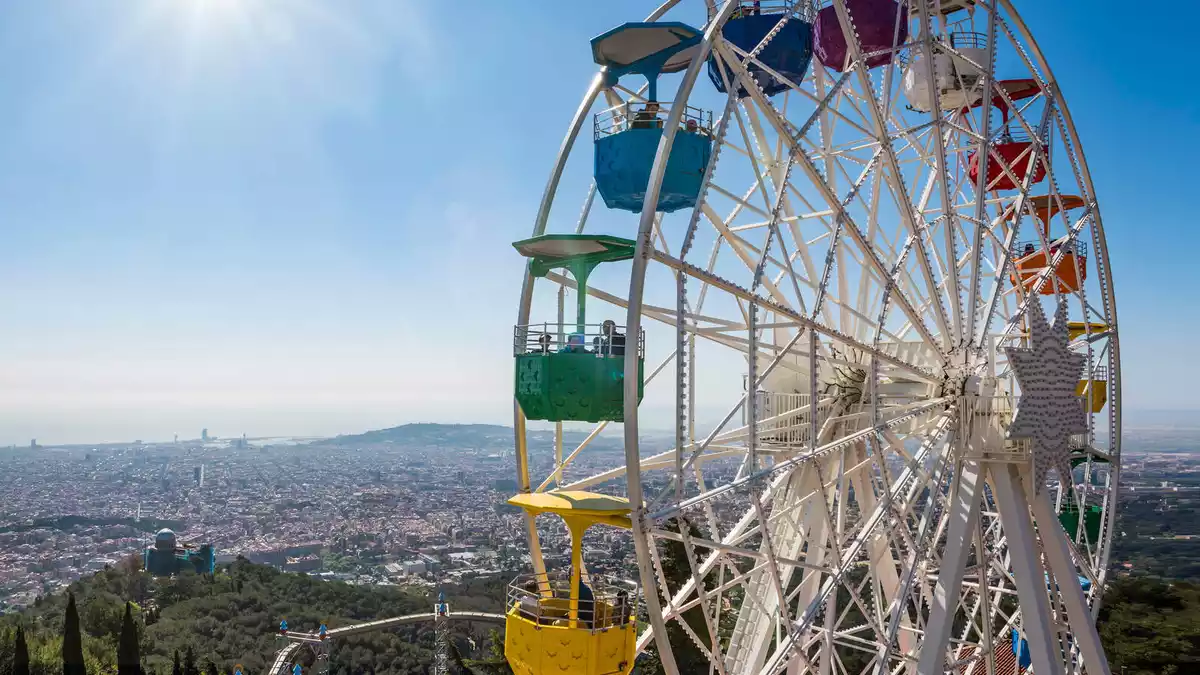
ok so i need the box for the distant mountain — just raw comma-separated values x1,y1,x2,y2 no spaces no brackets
325,423,515,446
315,422,626,453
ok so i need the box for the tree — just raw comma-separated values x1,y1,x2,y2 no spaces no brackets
13,626,30,675
449,641,478,675
183,647,198,675
638,518,713,674
459,629,512,675
172,651,181,675
62,592,87,675
202,659,218,675
117,602,140,675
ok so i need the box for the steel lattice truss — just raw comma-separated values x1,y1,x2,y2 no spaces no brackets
512,1,1120,674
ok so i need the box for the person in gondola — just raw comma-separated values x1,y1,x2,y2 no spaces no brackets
518,579,552,625
615,588,632,627
632,101,662,129
560,332,589,354
534,332,553,354
594,320,626,357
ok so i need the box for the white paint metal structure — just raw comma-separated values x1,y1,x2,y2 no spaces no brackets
510,1,1120,674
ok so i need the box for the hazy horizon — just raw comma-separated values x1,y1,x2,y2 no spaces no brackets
8,406,1200,448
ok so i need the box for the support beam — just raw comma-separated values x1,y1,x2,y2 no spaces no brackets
1031,490,1112,675
917,459,982,674
989,464,1065,675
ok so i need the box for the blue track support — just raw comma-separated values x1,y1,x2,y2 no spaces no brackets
708,14,813,97
1011,628,1032,669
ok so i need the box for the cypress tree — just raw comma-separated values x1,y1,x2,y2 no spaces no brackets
172,651,181,675
183,647,198,675
639,518,711,675
117,602,140,675
62,592,87,675
14,626,30,675
202,659,218,675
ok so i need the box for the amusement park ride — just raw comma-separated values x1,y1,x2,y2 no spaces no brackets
276,1,1120,674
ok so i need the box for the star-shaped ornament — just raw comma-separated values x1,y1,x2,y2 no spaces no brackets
1005,301,1087,493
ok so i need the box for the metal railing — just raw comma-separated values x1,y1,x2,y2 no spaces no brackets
507,572,638,631
514,323,645,358
1012,239,1088,259
995,124,1048,145
725,0,812,19
898,31,988,68
743,391,835,447
947,31,987,50
594,101,714,140
961,393,1104,460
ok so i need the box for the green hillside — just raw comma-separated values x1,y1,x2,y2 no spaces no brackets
2,557,1198,675
0,558,505,675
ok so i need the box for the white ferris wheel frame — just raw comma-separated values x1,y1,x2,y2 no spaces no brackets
511,2,1122,675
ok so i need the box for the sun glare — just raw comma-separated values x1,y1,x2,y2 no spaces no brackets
177,0,252,31
186,0,242,15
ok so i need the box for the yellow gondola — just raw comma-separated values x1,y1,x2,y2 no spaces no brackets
1067,321,1108,341
1076,367,1108,413
504,491,638,675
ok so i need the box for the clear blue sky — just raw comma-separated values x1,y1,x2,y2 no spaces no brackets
0,0,1193,444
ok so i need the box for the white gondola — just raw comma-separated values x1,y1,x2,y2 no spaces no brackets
903,32,989,112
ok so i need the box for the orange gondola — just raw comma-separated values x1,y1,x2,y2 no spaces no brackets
1010,238,1087,295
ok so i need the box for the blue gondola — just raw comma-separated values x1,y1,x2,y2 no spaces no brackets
590,22,714,213
707,2,814,97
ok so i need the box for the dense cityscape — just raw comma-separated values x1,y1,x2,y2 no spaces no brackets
0,423,686,612
4,420,1200,614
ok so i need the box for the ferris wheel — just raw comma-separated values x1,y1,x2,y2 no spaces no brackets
505,2,1120,675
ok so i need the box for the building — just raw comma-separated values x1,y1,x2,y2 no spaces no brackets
143,529,215,577
194,465,204,487
400,559,427,575
201,428,209,442
284,555,322,573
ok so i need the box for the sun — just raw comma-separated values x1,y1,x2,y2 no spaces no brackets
183,0,244,15
175,0,254,32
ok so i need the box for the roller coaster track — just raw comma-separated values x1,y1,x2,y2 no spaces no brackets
269,611,507,675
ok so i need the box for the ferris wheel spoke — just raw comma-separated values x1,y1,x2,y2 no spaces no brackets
917,458,985,673
654,251,938,381
826,3,958,350
722,41,870,141
761,413,956,675
711,40,944,356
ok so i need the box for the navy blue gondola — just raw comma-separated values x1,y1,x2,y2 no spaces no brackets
590,22,715,214
707,8,814,97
